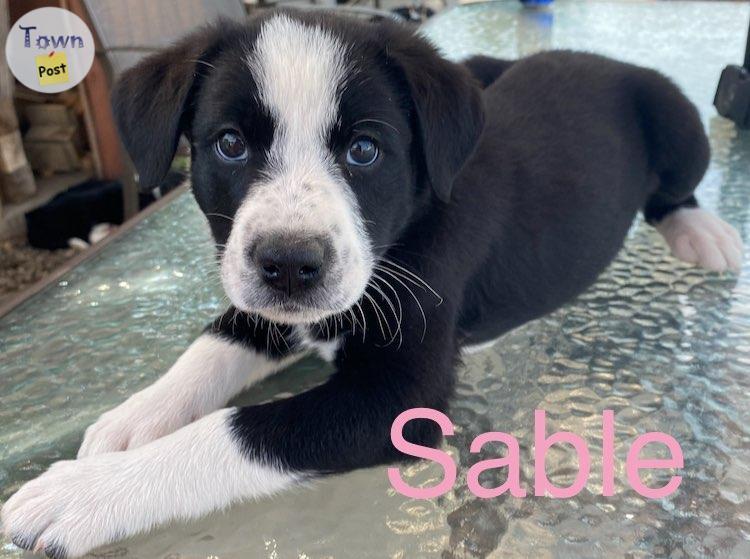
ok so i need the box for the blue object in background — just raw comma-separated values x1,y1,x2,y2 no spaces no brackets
520,0,554,6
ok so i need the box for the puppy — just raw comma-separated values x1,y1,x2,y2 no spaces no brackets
2,10,742,558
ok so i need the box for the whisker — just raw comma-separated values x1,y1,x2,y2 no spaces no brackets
277,323,291,352
370,274,403,347
355,301,367,342
272,323,284,355
363,291,388,341
377,258,443,304
347,308,359,335
231,308,240,337
189,58,217,70
205,212,235,222
372,277,403,349
376,267,428,343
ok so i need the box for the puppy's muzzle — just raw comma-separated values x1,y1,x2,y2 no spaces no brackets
251,234,330,297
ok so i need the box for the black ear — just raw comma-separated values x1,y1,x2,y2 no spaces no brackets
383,26,485,202
112,24,225,191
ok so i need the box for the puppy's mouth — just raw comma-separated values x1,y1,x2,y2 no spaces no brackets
234,284,367,325
221,251,371,326
217,176,375,325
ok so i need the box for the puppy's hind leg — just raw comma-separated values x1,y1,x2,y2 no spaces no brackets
655,207,743,273
637,70,743,272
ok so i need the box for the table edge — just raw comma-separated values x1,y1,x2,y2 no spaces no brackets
0,183,190,320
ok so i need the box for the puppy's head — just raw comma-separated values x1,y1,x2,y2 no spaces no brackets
114,11,483,324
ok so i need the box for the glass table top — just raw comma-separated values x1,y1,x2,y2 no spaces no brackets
2,1,750,557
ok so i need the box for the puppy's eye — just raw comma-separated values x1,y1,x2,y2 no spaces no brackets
346,136,379,167
215,130,248,162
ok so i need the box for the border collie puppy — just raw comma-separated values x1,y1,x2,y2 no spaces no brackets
3,9,742,558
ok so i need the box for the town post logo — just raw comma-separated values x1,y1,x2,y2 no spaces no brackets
36,51,70,86
5,7,94,94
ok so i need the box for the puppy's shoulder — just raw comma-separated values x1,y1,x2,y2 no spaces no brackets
484,49,677,108
495,50,639,82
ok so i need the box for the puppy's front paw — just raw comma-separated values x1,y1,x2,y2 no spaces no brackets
656,208,743,273
78,387,199,458
1,457,131,558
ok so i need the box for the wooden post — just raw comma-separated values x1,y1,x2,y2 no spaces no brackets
0,0,36,207
65,0,136,217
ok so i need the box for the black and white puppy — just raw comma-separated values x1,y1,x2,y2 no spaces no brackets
2,10,743,558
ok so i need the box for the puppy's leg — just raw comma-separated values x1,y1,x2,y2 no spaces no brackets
3,409,292,559
637,71,743,272
4,301,458,558
655,207,743,273
78,307,305,457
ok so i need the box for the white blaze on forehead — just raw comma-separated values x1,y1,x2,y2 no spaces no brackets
248,14,349,170
221,14,373,323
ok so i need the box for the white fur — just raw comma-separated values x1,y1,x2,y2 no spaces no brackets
77,334,299,458
222,15,373,324
296,325,341,362
656,207,743,273
461,338,499,355
2,409,297,558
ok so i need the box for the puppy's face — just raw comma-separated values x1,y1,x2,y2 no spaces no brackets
191,16,415,323
114,11,483,325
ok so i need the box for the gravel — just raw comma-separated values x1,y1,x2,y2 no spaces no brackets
0,238,76,307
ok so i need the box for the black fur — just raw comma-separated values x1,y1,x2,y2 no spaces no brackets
114,10,709,476
462,55,515,88
208,307,299,360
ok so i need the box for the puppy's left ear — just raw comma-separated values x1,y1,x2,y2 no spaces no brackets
112,22,227,191
384,28,485,202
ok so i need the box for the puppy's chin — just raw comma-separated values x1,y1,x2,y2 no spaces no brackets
254,305,336,325
223,284,367,326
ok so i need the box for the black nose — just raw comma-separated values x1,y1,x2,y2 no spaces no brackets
252,236,327,296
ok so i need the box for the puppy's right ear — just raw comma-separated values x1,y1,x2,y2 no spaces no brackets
112,25,223,191
380,23,484,204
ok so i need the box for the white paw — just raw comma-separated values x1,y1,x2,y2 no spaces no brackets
77,386,201,458
3,410,298,558
1,456,134,558
656,208,743,273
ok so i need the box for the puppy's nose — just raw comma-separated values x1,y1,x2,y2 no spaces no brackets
252,236,327,296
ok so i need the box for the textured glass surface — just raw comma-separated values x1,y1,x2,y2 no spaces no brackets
2,1,750,557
